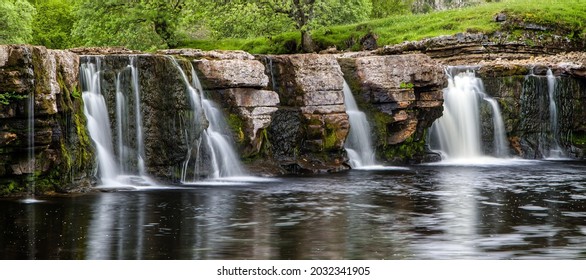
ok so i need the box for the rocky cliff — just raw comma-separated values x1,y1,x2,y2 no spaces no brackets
260,54,350,173
339,54,446,163
161,50,280,174
0,45,94,195
8,44,586,195
476,53,586,159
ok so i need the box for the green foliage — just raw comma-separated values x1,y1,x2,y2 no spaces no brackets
71,87,81,99
400,82,414,89
371,0,413,18
0,180,23,196
0,0,36,44
181,0,585,54
31,0,76,49
72,0,183,50
182,0,292,39
0,92,28,105
571,132,586,148
382,134,427,161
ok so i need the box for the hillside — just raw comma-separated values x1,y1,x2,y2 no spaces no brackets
178,0,586,54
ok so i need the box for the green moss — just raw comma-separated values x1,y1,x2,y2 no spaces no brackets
242,128,272,163
381,133,427,162
227,113,245,144
323,120,346,151
323,124,338,150
72,103,93,172
571,132,586,148
372,111,393,144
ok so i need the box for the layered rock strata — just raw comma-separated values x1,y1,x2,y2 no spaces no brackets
261,54,350,173
339,54,447,163
377,31,585,65
173,50,281,161
477,54,586,158
0,45,94,194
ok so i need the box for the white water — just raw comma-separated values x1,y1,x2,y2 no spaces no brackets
81,57,153,188
484,98,509,158
342,81,377,168
24,90,41,203
130,57,147,175
546,69,564,158
430,68,509,161
170,58,246,182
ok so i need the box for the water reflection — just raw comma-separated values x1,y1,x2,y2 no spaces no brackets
1,161,586,259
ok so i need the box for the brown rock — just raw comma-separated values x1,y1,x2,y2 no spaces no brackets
193,58,268,89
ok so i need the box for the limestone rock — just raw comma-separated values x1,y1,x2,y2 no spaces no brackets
262,54,349,172
0,45,94,194
339,54,446,163
377,32,584,65
193,59,268,89
187,51,279,160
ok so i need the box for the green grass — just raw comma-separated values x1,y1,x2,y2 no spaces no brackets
177,0,586,54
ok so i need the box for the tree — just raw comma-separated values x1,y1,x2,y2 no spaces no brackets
264,0,318,52
72,0,184,50
0,0,36,44
371,0,413,18
181,0,293,39
264,0,371,52
30,0,76,49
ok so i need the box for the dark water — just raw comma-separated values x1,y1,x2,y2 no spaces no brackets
2,160,586,260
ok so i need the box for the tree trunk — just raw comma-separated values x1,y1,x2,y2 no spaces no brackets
301,30,315,53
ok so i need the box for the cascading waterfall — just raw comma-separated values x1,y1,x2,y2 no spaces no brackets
342,81,377,168
546,69,564,158
115,72,128,173
485,98,509,158
429,67,509,160
25,90,36,202
80,56,153,187
81,59,119,183
170,58,246,182
130,57,147,174
523,68,567,159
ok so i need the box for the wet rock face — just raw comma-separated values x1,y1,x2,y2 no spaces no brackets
179,51,280,159
339,54,446,163
262,54,350,173
478,62,586,159
80,55,198,181
0,45,94,194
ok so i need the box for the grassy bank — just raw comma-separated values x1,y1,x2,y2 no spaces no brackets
178,0,586,54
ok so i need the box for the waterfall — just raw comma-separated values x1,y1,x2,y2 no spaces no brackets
80,56,153,187
81,59,119,183
429,67,509,160
170,58,246,182
342,81,377,168
546,69,564,158
484,98,509,158
130,57,147,174
24,89,36,201
523,68,567,159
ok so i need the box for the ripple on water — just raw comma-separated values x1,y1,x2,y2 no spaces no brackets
481,201,504,207
519,205,548,211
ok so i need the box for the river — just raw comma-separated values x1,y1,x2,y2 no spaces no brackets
1,159,585,260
